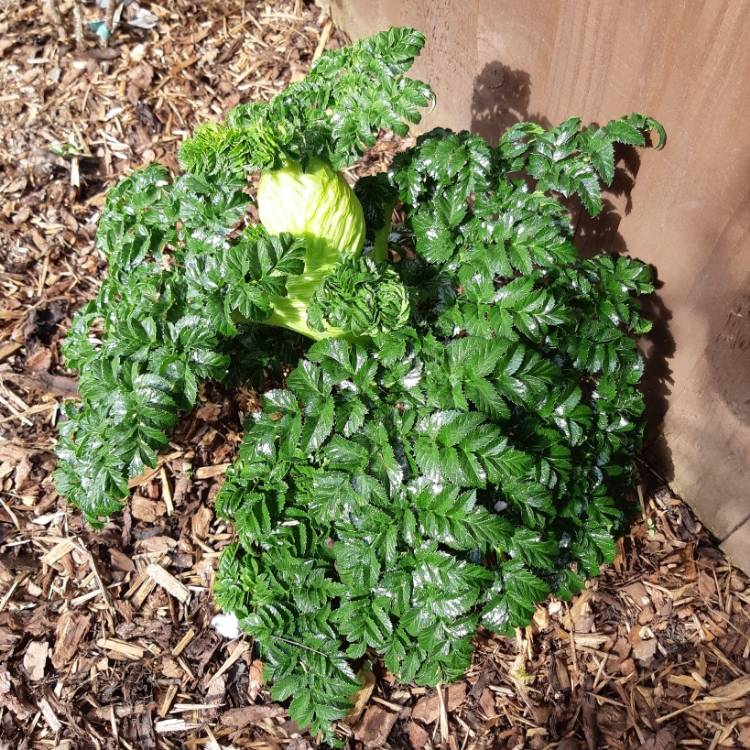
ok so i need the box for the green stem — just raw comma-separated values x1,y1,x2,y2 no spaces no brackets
371,197,397,263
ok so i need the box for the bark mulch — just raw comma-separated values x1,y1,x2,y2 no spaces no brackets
1,1,750,748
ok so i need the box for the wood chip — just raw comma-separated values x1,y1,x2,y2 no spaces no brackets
23,640,48,681
0,341,23,362
128,465,162,489
37,697,61,732
191,505,212,539
206,640,249,686
146,563,190,603
344,668,376,725
412,682,466,724
194,463,230,479
171,627,196,657
131,494,166,522
171,703,223,713
130,576,157,608
155,718,201,734
89,703,151,721
178,656,195,680
437,681,449,743
219,705,285,728
160,467,174,515
247,658,264,701
667,673,702,690
312,21,333,62
575,633,611,649
0,574,27,613
52,612,91,669
408,721,430,750
354,704,399,749
159,684,178,718
0,402,57,424
41,538,76,565
96,638,145,660
635,730,676,750
709,675,750,700
127,450,183,488
109,549,135,573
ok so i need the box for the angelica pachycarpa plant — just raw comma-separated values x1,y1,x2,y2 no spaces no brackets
55,27,665,740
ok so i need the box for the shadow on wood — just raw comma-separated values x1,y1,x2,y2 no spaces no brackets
470,59,678,487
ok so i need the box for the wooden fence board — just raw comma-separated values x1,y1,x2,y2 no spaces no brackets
327,0,750,568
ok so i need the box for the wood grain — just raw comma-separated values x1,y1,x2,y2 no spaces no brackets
328,0,750,565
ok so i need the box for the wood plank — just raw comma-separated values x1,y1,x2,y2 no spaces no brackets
328,0,750,571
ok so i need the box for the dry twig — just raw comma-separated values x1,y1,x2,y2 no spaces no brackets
42,0,67,42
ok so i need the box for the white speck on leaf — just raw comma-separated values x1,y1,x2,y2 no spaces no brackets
402,366,421,389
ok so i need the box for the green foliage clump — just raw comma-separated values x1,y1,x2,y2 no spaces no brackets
55,26,664,742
